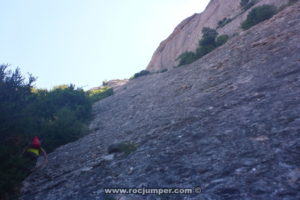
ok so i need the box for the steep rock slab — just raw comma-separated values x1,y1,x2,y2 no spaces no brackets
146,0,288,72
21,3,300,200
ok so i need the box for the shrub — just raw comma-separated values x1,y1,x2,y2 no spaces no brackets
160,69,168,73
102,80,108,86
216,35,229,46
240,0,257,10
30,84,93,151
87,86,114,103
196,45,216,58
108,142,138,155
41,107,87,152
241,5,277,30
217,17,232,28
132,70,150,79
176,51,197,66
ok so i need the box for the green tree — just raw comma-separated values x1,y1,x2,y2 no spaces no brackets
0,65,36,200
199,27,218,47
176,28,229,66
195,27,219,58
30,84,93,152
195,27,225,59
241,5,277,30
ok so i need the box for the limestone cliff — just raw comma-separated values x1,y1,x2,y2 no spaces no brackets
21,2,300,200
146,0,289,72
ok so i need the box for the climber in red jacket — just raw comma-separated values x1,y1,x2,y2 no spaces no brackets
22,136,48,173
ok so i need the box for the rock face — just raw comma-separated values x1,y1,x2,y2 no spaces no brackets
21,3,300,200
146,0,289,72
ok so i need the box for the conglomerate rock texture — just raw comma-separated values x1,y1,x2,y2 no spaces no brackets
21,2,300,200
146,0,289,72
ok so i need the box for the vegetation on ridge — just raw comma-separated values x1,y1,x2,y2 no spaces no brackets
241,5,277,30
217,17,232,28
176,28,229,66
131,70,151,79
0,65,113,200
87,86,114,103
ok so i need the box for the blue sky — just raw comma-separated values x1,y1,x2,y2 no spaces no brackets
0,0,209,89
